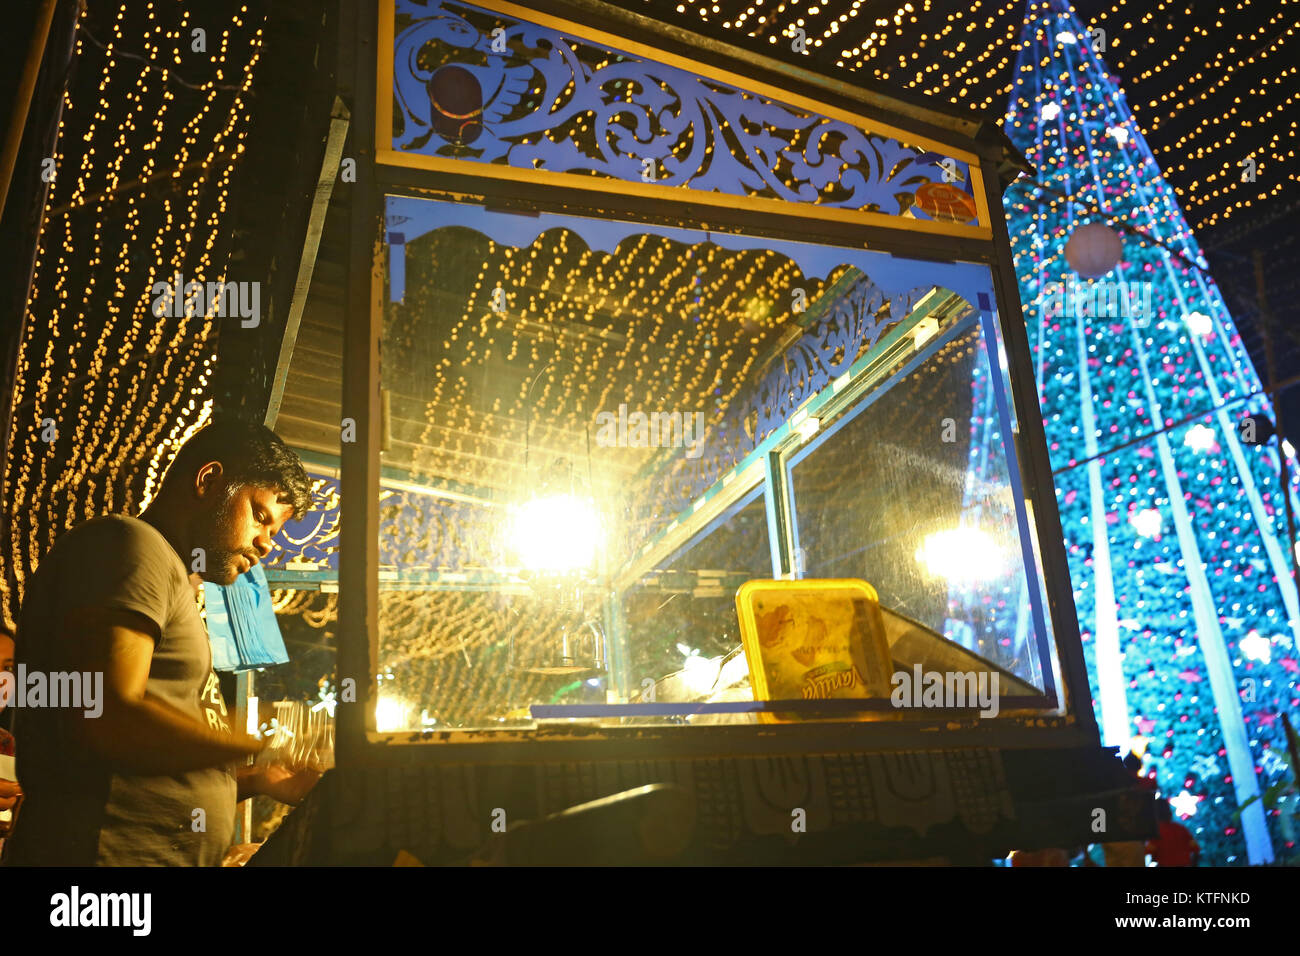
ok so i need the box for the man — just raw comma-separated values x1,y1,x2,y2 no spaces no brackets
5,419,319,866
0,624,20,857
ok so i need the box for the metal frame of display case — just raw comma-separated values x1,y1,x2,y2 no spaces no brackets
336,0,1097,760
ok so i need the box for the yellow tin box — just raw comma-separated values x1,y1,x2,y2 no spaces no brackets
734,578,894,720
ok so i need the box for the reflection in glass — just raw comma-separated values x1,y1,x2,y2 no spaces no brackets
787,319,1047,689
621,488,773,716
373,196,1055,732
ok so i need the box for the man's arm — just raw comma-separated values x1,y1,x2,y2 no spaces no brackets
71,606,263,775
235,763,321,804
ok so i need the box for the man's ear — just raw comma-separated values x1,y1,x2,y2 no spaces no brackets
193,461,226,501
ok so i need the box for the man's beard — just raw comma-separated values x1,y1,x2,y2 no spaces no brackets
195,488,253,583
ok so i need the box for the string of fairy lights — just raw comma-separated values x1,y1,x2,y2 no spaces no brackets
646,0,1299,234
0,3,267,627
392,226,808,508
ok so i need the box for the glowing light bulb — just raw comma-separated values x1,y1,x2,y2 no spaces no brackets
1184,311,1213,336
1040,102,1061,121
375,696,409,732
915,527,1008,583
1184,424,1215,452
512,494,601,573
1057,31,1077,44
1130,508,1163,538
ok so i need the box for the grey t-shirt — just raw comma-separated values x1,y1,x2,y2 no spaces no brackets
6,515,236,866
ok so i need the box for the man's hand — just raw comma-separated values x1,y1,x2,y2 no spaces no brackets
237,763,322,805
0,778,21,812
222,843,261,867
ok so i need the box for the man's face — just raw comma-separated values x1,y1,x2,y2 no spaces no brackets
192,477,295,586
0,634,13,714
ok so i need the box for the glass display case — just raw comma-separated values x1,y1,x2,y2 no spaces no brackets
368,196,1063,732
248,0,1152,867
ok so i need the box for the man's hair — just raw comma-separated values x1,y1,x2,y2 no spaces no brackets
162,418,313,518
1155,798,1172,823
1122,751,1142,773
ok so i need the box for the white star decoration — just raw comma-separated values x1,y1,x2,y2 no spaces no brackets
1170,790,1201,818
1183,423,1216,452
1240,630,1272,664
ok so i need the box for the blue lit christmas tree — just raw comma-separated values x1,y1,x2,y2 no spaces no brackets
1003,0,1300,865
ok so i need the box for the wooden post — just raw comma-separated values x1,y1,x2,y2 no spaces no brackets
0,0,58,222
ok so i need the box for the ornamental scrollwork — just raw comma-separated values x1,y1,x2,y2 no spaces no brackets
627,278,950,524
266,471,503,573
267,475,339,567
392,0,978,222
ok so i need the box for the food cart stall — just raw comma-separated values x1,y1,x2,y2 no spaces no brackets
250,0,1151,865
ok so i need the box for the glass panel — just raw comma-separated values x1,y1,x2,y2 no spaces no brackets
787,315,1052,693
374,194,1056,733
375,589,598,731
620,488,773,721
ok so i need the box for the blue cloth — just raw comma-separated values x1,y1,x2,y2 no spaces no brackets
203,562,289,672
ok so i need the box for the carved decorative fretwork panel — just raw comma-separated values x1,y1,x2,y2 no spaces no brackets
388,0,980,225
